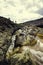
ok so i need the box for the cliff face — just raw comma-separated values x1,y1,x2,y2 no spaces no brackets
0,16,43,65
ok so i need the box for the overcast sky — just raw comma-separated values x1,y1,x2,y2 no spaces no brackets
0,0,43,23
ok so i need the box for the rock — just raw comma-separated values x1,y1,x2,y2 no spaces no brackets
0,24,43,65
0,26,12,62
0,16,20,62
10,46,33,65
0,49,4,61
14,26,38,46
6,26,43,65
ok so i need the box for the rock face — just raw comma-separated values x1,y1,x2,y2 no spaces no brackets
6,26,43,65
0,16,43,65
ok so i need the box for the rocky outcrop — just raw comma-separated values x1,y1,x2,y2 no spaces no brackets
6,26,43,65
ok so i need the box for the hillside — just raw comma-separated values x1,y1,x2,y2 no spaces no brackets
0,16,43,65
20,18,43,27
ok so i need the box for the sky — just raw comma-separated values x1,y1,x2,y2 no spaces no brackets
0,0,43,23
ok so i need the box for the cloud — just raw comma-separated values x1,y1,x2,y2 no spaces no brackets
35,8,43,15
0,0,43,23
